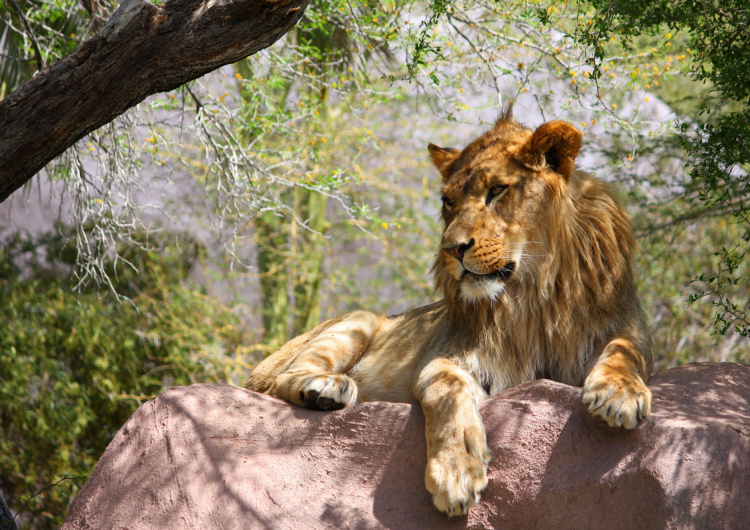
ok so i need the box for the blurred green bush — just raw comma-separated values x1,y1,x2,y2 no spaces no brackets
0,229,250,528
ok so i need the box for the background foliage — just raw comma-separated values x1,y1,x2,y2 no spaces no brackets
1,0,749,526
0,230,249,528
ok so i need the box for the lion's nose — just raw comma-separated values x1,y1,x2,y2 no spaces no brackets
444,239,474,261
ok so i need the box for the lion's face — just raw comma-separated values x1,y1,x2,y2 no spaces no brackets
429,114,582,303
438,155,550,302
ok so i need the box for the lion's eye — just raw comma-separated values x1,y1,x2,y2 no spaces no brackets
487,184,508,203
441,195,454,210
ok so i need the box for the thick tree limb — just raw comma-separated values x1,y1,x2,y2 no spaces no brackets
0,0,310,202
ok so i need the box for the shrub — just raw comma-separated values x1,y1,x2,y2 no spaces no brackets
0,230,249,528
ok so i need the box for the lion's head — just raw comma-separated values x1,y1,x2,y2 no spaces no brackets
429,109,633,312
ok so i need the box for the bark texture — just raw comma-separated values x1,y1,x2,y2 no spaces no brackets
0,0,310,202
0,492,17,530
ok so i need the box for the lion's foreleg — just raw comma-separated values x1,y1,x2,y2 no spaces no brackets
582,329,653,429
268,311,384,411
414,358,489,517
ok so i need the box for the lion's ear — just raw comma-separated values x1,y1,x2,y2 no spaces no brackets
518,121,581,179
428,143,461,181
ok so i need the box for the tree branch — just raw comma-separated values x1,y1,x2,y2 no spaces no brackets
0,0,310,202
701,1,750,39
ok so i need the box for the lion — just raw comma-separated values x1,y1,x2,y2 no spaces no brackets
245,108,653,517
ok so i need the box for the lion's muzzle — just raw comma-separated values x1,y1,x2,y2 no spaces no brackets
463,261,516,282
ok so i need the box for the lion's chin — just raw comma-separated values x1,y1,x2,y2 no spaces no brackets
460,279,506,303
459,262,516,303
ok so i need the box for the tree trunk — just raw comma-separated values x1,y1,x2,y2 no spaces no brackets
0,0,310,203
256,209,291,350
0,491,16,530
292,188,327,336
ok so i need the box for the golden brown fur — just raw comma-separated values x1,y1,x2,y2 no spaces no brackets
245,109,653,516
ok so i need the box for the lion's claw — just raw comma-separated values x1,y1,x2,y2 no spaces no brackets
425,444,489,516
582,373,651,429
298,373,357,410
273,371,358,410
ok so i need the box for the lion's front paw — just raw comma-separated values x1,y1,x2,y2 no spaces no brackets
582,371,652,429
272,371,358,410
425,442,489,517
298,373,358,411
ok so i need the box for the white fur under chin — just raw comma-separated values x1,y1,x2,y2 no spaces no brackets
460,277,506,303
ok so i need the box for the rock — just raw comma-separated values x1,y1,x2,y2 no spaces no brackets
63,363,750,529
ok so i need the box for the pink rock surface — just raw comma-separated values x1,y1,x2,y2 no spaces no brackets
63,363,750,529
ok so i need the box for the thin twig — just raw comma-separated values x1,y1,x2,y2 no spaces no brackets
7,0,45,70
13,475,86,520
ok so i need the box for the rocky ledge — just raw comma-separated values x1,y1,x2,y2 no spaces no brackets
63,363,750,529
